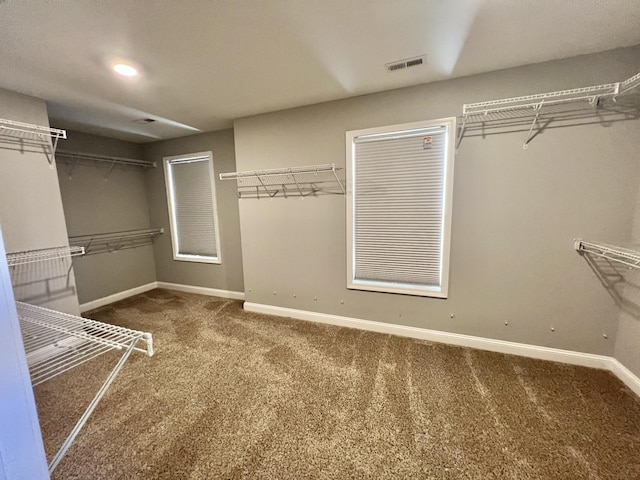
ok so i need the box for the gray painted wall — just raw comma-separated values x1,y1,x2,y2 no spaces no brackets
56,130,156,305
0,88,79,315
613,181,640,378
233,46,640,356
143,129,244,293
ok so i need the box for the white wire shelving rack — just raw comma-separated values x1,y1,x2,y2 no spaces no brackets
0,118,67,164
6,245,85,267
220,164,345,198
618,72,640,97
457,70,640,151
56,150,156,179
17,301,154,473
574,239,640,270
68,228,164,255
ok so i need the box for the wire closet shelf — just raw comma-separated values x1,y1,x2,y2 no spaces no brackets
574,239,640,270
56,150,157,179
16,301,153,473
457,70,640,151
0,118,66,163
69,228,164,255
6,245,85,267
17,302,154,386
220,163,345,198
619,72,640,96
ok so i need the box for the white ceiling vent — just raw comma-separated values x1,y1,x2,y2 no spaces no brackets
385,55,427,72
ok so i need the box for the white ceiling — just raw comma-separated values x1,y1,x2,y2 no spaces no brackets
1,0,639,143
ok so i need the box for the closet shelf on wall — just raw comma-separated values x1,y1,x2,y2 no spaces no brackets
0,118,67,143
220,164,345,198
56,150,156,179
457,70,640,151
619,72,640,96
574,239,640,269
0,118,66,164
17,301,153,473
69,228,164,255
6,245,85,266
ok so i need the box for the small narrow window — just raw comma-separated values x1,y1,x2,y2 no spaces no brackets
163,151,221,264
346,118,456,297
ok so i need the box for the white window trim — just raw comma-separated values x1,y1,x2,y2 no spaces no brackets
163,151,222,264
346,117,456,298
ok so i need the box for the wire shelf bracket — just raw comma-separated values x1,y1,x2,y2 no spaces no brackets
69,228,164,255
574,239,640,270
0,118,66,165
220,164,345,199
17,301,153,473
55,150,157,180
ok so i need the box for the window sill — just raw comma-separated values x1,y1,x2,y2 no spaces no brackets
173,254,221,265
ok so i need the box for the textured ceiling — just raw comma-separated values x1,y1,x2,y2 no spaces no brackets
1,0,639,142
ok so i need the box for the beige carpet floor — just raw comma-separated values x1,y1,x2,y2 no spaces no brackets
34,289,640,479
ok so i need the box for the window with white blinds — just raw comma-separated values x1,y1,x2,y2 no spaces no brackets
163,152,222,264
346,118,455,297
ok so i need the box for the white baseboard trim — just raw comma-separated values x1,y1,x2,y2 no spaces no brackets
243,302,640,397
157,282,245,301
79,282,157,313
79,281,245,313
609,359,640,398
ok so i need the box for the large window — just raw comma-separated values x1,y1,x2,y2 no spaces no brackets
346,118,455,298
163,151,221,264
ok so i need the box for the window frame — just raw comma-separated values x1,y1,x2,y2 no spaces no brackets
163,151,222,265
345,117,456,298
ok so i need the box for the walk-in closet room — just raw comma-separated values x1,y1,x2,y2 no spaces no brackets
1,1,640,478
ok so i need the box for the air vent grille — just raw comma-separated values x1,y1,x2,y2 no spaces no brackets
387,62,407,72
385,54,427,73
133,118,156,124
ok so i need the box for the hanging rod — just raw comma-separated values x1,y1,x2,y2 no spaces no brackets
574,239,640,269
56,150,156,179
16,301,153,473
6,245,85,267
68,228,164,255
220,163,345,198
0,118,67,165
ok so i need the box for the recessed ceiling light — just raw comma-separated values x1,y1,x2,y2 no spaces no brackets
113,63,138,77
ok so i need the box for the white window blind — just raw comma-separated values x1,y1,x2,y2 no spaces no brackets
346,118,455,297
163,152,221,264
